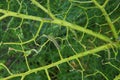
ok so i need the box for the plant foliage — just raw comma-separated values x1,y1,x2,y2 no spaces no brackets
0,0,120,80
